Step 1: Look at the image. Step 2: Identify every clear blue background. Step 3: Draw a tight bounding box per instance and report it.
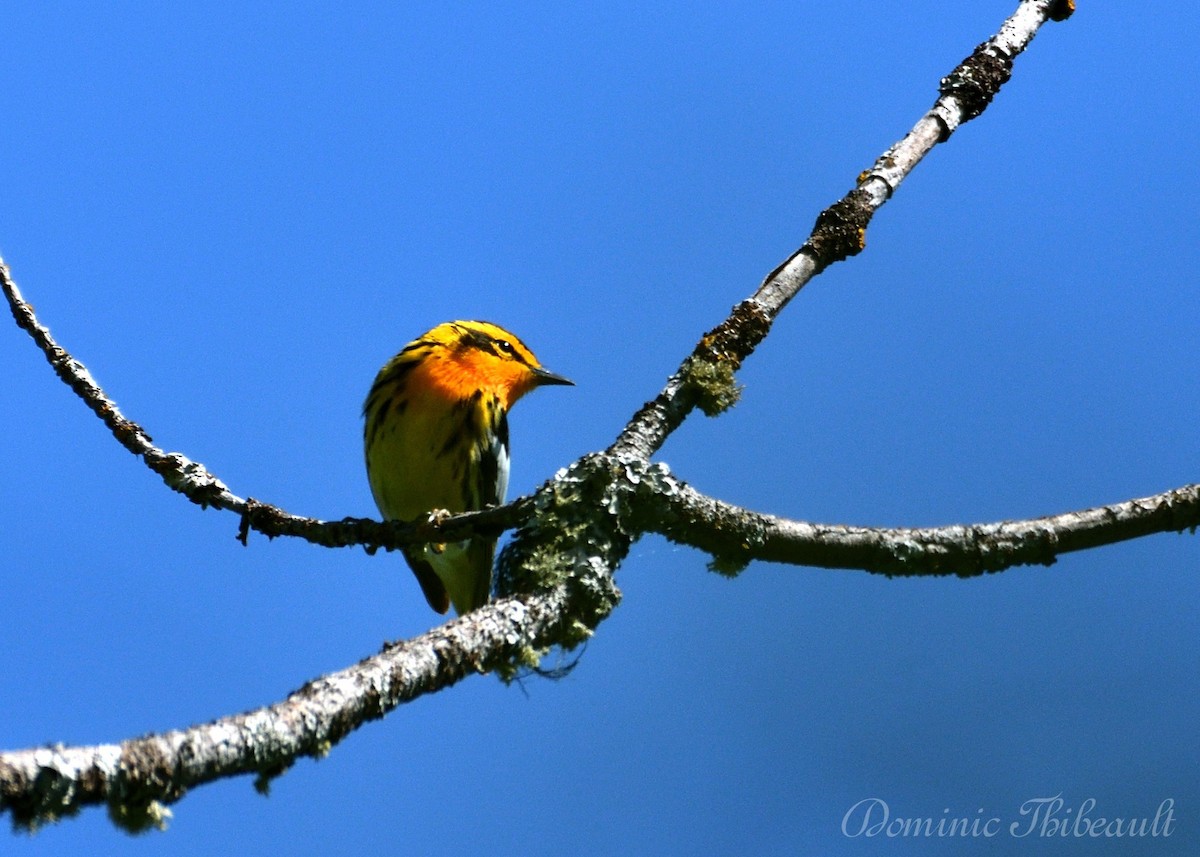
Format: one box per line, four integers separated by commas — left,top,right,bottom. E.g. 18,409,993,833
2,3,1197,855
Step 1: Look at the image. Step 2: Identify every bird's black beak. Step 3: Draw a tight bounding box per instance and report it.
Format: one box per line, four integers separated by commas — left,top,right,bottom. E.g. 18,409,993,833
532,366,574,387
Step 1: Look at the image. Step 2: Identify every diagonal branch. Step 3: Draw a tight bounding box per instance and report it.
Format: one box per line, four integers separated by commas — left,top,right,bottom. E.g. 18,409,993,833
0,455,633,833
0,591,570,832
610,0,1075,462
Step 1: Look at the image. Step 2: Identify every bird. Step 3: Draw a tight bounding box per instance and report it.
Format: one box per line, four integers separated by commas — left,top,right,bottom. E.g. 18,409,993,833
363,320,573,615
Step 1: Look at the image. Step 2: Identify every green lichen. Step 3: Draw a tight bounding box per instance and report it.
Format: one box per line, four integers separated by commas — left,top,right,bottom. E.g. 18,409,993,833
493,455,630,675
706,554,749,578
495,645,547,683
683,355,742,416
108,799,172,834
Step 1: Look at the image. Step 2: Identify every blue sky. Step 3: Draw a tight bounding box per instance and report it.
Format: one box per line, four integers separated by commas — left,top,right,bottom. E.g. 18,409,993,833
2,3,1198,855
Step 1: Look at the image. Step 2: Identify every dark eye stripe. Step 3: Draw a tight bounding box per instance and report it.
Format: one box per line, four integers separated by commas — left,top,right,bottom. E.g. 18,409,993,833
454,326,535,367
454,327,497,356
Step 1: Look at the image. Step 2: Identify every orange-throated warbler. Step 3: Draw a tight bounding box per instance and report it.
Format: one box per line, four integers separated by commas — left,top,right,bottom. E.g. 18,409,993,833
363,321,573,615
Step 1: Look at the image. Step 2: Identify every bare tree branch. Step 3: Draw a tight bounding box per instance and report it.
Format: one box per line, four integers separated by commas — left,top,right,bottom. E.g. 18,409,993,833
633,471,1200,576
15,0,1187,836
0,591,572,831
0,260,532,555
610,0,1072,462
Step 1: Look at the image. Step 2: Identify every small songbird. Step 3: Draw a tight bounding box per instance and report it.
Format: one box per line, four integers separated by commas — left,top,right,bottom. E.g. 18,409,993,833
363,321,573,615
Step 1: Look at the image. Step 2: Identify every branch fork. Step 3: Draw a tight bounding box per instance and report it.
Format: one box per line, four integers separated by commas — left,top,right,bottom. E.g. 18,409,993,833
11,1,1192,836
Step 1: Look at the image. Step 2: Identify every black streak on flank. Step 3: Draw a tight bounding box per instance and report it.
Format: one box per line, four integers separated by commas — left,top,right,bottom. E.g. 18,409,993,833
365,396,392,446
364,382,410,444
438,390,483,459
494,406,509,452
375,397,392,427
438,420,466,459
477,444,500,508
476,395,505,508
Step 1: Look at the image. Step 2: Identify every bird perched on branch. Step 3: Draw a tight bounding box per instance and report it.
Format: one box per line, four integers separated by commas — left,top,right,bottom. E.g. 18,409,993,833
363,321,573,615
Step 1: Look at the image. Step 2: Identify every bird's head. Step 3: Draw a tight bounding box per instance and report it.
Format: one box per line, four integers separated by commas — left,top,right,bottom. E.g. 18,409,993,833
415,320,573,407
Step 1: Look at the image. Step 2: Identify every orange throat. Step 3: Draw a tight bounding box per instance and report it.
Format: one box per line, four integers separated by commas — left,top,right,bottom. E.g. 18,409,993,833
412,349,533,408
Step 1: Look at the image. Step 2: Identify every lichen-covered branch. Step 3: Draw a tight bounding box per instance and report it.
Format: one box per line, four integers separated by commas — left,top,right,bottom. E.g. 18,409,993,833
633,472,1200,577
0,448,634,833
0,0,1106,835
610,0,1074,461
0,590,572,832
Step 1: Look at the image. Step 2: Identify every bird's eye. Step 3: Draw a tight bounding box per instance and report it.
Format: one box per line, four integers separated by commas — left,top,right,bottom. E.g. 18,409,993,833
496,340,514,355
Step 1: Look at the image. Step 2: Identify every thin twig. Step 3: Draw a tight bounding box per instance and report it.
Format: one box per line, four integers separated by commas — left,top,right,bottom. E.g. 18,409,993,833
0,259,532,553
